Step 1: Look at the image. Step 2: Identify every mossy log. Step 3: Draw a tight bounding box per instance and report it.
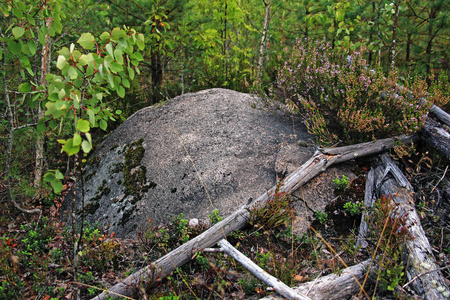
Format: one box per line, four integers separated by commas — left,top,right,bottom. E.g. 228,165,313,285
91,135,415,300
373,153,450,300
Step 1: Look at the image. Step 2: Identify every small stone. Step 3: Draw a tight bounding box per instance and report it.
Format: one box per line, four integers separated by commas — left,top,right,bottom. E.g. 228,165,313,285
189,218,199,228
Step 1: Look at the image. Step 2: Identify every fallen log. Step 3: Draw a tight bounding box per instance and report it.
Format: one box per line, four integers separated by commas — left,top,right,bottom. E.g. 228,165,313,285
92,135,415,300
261,259,371,300
421,118,450,160
356,168,376,249
430,105,450,127
218,239,311,300
373,153,450,300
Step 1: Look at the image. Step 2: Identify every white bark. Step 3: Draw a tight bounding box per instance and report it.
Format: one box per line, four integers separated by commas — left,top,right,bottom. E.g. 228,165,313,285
218,239,311,300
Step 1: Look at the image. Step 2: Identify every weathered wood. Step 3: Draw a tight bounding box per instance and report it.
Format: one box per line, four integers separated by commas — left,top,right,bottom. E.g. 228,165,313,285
421,118,450,160
261,259,371,300
92,135,415,300
430,105,450,127
356,168,376,249
374,153,450,300
218,239,311,300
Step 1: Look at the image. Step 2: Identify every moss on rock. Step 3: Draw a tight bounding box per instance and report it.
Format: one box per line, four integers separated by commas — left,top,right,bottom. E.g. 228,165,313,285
123,138,147,196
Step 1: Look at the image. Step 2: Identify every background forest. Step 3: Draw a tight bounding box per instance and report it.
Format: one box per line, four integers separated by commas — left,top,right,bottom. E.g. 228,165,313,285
0,0,449,299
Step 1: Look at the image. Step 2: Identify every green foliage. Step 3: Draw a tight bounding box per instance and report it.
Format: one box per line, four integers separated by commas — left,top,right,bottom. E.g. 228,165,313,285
249,181,295,230
343,201,364,216
314,211,329,225
43,26,144,192
266,40,447,145
366,195,413,293
209,209,223,224
333,175,350,191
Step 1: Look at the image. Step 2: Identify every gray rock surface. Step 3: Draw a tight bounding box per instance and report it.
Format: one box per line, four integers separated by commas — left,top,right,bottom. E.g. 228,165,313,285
61,88,319,237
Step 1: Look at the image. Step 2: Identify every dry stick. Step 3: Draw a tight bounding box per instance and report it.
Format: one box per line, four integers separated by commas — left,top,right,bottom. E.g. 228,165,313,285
356,168,376,249
92,134,415,300
374,153,450,300
261,259,372,300
218,239,311,300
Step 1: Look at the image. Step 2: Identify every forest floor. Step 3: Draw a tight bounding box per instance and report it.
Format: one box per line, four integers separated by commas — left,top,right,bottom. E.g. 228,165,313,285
1,138,449,300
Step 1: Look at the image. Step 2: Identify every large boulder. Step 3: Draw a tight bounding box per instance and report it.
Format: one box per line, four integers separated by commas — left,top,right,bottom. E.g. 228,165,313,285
61,88,317,237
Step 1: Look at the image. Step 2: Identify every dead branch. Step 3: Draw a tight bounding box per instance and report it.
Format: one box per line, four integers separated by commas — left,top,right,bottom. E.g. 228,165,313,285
218,239,311,300
91,135,415,300
374,153,450,300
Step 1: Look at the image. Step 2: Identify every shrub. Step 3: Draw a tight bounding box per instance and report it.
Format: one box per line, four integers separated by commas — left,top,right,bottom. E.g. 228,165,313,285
266,39,449,145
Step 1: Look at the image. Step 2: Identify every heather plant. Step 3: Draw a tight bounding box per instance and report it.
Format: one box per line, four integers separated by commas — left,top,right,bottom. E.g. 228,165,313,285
268,39,448,145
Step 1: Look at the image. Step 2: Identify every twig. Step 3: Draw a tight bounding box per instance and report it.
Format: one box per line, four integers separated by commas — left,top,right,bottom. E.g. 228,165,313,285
431,165,448,193
402,265,450,289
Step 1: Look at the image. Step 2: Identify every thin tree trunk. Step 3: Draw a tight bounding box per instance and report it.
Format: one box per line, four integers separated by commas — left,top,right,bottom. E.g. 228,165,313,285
377,0,383,66
390,0,400,70
91,135,415,300
34,17,52,188
257,0,270,81
1,41,41,215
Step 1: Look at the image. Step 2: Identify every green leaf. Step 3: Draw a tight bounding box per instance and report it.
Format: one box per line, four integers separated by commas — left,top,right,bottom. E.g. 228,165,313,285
85,132,92,146
55,169,64,180
73,133,82,146
18,82,31,93
87,109,96,126
117,85,125,98
56,55,66,69
51,180,63,194
105,43,114,58
7,40,21,55
122,77,130,88
128,67,135,80
114,49,123,64
37,118,46,133
77,32,96,49
44,172,55,182
81,140,92,153
110,62,123,73
100,31,110,42
131,52,143,61
99,119,107,131
27,40,37,55
77,119,90,133
78,54,89,66
111,28,127,41
62,139,80,156
12,6,23,18
12,27,25,39
107,73,115,88
68,66,78,79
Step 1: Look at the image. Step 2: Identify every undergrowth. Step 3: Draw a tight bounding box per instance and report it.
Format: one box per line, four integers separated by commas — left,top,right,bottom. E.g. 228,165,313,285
262,39,450,146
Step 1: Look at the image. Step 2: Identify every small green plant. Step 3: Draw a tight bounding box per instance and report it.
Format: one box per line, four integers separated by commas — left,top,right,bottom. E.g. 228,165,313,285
333,175,349,191
249,180,295,229
172,213,190,243
314,211,329,225
209,209,223,224
366,195,413,293
343,201,364,216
